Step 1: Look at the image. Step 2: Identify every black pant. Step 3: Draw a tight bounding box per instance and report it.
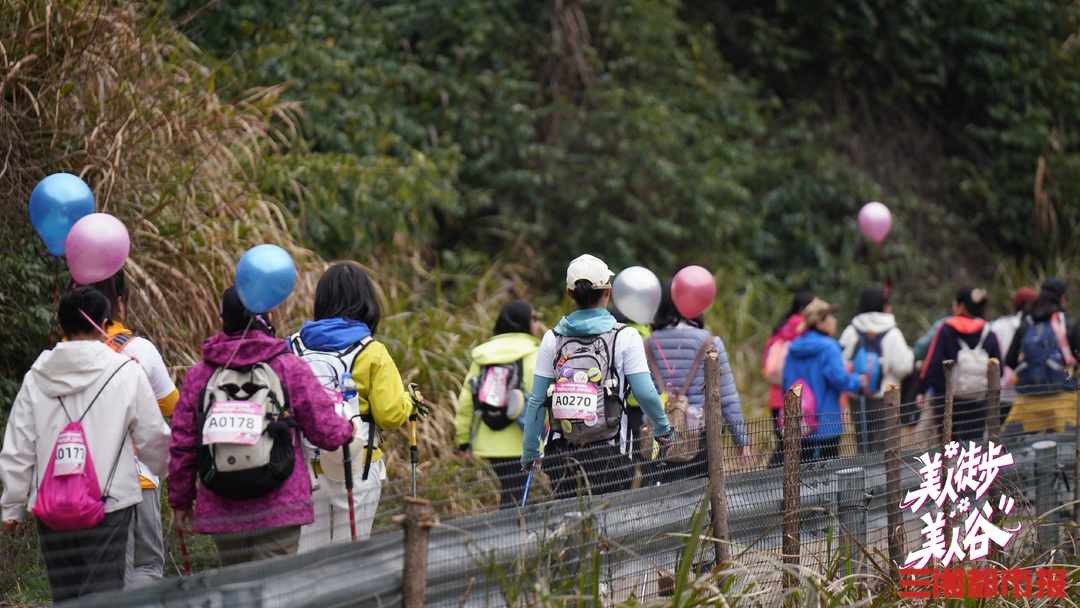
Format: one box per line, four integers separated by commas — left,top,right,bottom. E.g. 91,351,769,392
851,395,886,454
38,506,133,602
801,437,840,462
489,457,529,509
545,438,633,499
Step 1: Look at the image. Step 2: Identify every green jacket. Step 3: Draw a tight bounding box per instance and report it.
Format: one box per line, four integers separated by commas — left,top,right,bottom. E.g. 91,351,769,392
455,332,540,458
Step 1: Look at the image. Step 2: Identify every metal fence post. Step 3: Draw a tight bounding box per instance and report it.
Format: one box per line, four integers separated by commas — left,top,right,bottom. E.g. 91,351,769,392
834,467,867,572
1033,440,1058,551
396,497,436,608
882,384,905,570
703,351,730,568
781,385,802,593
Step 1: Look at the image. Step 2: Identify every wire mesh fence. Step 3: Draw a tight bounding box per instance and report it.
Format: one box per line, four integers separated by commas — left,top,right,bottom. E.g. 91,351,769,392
3,374,1079,606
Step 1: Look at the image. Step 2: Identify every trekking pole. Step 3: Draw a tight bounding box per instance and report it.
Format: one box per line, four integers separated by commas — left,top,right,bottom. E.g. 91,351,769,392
342,436,358,541
521,468,534,508
177,528,191,575
409,413,419,498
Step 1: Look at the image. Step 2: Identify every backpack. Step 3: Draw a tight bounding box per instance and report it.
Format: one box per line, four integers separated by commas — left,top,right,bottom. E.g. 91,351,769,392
1015,312,1077,394
547,326,628,445
31,361,131,531
643,336,713,463
469,359,526,432
779,377,818,436
196,358,296,499
763,337,790,386
952,325,991,400
851,328,892,394
288,334,377,481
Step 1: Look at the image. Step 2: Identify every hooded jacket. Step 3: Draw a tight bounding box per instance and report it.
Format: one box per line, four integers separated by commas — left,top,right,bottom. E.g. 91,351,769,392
168,331,353,534
782,330,864,441
647,325,747,446
838,312,915,398
763,314,806,410
455,332,541,458
1,341,171,523
917,316,1002,397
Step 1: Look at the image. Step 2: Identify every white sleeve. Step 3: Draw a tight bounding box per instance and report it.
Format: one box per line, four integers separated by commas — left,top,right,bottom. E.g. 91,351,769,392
533,331,557,379
0,381,35,522
838,326,856,361
126,338,176,400
617,328,649,377
129,370,171,478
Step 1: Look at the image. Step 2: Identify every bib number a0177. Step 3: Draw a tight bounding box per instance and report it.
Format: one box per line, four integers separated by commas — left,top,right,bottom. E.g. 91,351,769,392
53,430,88,476
203,401,263,446
551,382,598,421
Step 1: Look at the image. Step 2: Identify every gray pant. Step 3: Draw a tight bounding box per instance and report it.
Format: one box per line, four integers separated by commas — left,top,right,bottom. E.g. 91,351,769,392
125,486,165,586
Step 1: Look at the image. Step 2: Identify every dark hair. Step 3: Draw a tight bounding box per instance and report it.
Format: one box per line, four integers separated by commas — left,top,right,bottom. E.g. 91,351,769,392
59,286,110,337
955,287,988,318
1028,291,1066,320
569,279,606,309
858,285,888,314
89,268,128,325
774,290,815,331
313,262,382,333
652,280,683,330
494,300,533,335
220,286,274,335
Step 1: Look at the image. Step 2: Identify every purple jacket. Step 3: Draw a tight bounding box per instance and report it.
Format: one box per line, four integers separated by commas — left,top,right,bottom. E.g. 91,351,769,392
168,331,352,534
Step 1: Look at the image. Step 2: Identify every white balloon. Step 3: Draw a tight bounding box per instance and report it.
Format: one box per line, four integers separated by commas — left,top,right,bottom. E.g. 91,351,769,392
612,266,662,325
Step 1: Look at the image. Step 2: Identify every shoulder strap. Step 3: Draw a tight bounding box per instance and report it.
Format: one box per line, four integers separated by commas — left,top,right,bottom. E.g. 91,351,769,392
644,340,666,392
975,324,990,349
1051,312,1077,366
77,360,133,423
677,337,714,399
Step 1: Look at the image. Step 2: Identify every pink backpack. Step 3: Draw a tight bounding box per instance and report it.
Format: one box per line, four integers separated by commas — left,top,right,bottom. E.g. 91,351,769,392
31,362,130,531
778,377,818,436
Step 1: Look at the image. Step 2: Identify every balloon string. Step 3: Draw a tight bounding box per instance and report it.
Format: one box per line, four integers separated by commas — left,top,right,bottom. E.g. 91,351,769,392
50,256,59,348
879,244,889,292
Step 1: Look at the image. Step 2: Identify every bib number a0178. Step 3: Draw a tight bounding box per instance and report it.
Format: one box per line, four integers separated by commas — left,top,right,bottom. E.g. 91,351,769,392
203,401,263,446
53,430,88,477
551,382,598,421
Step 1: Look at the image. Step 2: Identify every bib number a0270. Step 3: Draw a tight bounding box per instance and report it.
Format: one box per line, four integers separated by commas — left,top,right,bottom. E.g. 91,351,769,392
203,401,263,446
551,382,598,421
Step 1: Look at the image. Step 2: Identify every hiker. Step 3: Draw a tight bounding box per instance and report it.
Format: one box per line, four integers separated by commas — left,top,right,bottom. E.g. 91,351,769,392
455,300,541,509
1,286,171,601
1004,278,1080,433
91,269,178,586
782,297,868,461
990,286,1038,420
520,254,674,498
762,291,814,467
838,286,914,453
289,262,416,547
610,303,660,484
916,287,1002,443
168,286,354,565
646,281,748,482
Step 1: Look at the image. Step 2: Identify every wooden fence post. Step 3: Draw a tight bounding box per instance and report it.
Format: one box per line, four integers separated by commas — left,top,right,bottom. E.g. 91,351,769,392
396,497,436,608
781,385,802,593
883,384,905,572
942,359,955,446
703,351,730,569
1074,384,1080,556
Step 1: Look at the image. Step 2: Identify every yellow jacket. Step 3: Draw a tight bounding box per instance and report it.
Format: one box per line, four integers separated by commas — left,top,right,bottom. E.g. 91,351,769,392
351,340,412,462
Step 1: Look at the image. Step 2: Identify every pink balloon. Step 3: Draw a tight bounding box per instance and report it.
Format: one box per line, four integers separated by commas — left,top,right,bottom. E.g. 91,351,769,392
65,213,131,285
671,265,716,319
858,201,892,244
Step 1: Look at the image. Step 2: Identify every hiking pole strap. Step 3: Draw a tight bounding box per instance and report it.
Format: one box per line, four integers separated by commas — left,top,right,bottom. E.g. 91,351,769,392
361,415,376,482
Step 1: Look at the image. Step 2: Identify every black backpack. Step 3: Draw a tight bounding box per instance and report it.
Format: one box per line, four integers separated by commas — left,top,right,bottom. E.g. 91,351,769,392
196,358,296,499
469,359,525,431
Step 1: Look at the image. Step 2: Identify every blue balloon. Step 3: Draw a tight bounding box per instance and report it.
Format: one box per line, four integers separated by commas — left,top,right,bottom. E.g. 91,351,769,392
29,173,95,256
235,244,297,313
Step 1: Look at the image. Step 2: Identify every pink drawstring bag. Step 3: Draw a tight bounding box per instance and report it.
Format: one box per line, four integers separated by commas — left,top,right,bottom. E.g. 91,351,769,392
31,361,130,531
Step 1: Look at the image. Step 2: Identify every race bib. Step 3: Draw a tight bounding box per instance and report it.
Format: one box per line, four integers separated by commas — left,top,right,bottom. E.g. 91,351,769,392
551,382,598,421
202,401,263,446
53,430,87,477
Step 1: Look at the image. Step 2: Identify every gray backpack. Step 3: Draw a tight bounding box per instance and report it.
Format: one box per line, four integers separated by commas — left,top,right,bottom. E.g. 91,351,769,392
547,326,627,445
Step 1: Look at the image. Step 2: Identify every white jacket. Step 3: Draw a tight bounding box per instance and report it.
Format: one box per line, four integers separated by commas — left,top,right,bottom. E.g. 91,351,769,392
839,312,916,398
0,341,171,522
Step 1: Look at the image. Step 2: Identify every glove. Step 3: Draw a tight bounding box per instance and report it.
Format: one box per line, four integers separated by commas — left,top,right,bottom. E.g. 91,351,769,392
407,383,432,418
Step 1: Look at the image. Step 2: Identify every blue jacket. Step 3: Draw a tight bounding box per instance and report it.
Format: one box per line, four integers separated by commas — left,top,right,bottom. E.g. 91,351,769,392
782,329,863,441
647,326,747,446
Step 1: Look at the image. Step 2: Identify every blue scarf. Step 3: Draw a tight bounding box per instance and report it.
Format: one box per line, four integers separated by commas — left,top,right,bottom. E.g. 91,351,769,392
299,318,371,350
553,308,616,336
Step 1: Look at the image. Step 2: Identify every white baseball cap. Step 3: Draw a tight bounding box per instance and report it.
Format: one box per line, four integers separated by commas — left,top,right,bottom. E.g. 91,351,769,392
565,254,614,290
